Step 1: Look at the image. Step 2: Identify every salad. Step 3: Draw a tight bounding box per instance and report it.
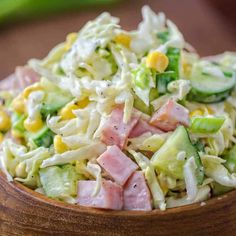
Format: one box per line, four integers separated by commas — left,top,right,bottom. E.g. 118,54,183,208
1,6,236,211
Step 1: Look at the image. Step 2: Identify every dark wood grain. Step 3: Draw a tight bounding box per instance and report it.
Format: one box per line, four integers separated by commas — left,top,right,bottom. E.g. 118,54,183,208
0,171,236,236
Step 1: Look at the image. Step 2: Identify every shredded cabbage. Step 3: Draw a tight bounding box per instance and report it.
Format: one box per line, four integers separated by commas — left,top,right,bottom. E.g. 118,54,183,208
1,5,236,211
183,156,198,201
166,185,210,208
201,154,236,187
41,143,106,168
86,162,102,197
1,140,50,187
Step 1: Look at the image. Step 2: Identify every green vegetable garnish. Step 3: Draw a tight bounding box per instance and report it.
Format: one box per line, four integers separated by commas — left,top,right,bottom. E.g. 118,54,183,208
190,116,225,134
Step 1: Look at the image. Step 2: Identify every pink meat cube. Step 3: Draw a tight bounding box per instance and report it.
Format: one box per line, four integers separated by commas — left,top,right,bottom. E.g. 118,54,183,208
150,99,189,132
0,66,40,92
97,145,138,186
123,171,152,211
101,106,140,149
129,119,163,138
77,180,123,210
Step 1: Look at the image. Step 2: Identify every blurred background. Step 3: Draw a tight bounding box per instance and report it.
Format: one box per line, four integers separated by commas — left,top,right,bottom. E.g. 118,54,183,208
0,0,235,79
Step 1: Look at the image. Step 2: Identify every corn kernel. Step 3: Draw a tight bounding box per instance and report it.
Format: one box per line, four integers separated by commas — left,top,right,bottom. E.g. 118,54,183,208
54,135,69,153
65,32,78,51
11,95,25,114
23,83,42,99
114,33,131,48
0,132,4,144
0,110,11,131
206,106,214,115
11,129,24,139
15,162,27,178
190,109,204,117
59,99,89,120
146,51,169,72
76,98,89,109
182,62,191,76
59,103,78,120
24,117,43,133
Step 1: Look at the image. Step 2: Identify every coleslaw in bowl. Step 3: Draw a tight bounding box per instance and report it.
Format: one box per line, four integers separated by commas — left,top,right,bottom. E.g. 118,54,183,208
1,6,236,211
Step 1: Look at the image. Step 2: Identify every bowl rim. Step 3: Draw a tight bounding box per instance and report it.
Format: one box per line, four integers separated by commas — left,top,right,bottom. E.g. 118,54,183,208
1,171,233,217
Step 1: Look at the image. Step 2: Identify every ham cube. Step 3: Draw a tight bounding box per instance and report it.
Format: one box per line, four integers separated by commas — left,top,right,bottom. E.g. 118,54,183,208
16,66,40,89
150,99,189,132
0,66,40,93
97,145,138,186
77,180,123,210
123,171,152,211
129,119,163,138
101,106,140,149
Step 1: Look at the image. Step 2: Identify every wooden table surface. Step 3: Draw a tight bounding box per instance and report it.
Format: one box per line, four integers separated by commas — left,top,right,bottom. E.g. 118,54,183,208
0,0,236,80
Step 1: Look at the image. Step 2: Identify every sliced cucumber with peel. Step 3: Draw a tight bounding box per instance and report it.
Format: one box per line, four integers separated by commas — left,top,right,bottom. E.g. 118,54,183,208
151,126,204,184
40,77,72,118
224,145,236,173
26,126,54,148
188,60,236,103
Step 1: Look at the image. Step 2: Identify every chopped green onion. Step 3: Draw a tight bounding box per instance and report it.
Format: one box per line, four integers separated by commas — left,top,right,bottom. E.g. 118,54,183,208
132,65,152,89
166,47,181,77
223,71,233,78
156,71,175,94
157,31,170,43
190,116,225,134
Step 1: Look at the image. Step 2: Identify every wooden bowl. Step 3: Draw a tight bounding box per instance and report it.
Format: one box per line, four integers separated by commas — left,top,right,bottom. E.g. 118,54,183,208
1,1,236,234
0,171,236,236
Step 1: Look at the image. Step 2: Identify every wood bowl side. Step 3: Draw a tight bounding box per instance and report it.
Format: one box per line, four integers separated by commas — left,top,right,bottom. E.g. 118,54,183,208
0,171,236,236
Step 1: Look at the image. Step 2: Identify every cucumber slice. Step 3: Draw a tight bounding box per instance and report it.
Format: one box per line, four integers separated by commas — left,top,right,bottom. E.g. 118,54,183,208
188,60,235,103
212,182,233,196
156,71,175,94
151,126,204,183
12,112,26,133
40,77,73,118
41,92,72,118
187,88,231,103
189,116,225,134
26,126,54,148
224,145,236,173
192,139,205,152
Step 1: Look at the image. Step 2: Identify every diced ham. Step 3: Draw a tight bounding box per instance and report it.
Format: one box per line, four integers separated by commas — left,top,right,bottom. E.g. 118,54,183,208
150,99,189,132
0,66,40,92
100,106,140,149
123,171,152,211
129,119,163,138
97,145,138,186
0,74,17,91
76,180,123,210
16,66,40,89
